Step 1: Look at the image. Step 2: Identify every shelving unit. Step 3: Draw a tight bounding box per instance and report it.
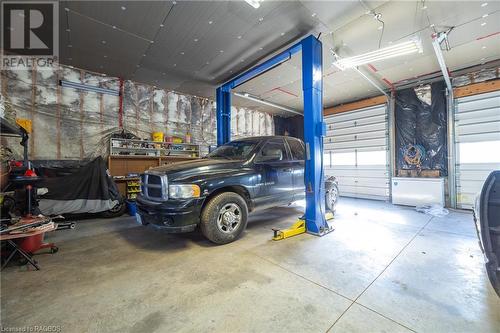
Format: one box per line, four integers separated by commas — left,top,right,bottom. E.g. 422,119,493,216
125,178,141,200
108,138,201,197
110,138,200,158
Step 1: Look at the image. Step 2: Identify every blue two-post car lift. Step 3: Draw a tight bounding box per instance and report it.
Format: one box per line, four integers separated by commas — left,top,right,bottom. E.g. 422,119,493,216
215,35,333,237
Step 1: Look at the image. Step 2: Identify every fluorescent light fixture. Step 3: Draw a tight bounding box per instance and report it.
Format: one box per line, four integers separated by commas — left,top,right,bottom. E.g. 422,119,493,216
333,38,423,70
245,0,261,9
234,92,302,116
60,80,120,96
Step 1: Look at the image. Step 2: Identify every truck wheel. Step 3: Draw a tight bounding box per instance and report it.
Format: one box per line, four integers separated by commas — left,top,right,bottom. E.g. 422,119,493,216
325,182,339,213
200,192,248,244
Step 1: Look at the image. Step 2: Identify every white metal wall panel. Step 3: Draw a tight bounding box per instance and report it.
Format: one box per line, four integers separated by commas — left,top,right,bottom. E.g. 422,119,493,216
455,90,500,209
324,104,390,200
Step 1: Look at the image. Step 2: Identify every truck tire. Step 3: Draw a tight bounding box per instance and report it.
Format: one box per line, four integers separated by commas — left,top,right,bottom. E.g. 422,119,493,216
200,192,248,244
325,180,339,214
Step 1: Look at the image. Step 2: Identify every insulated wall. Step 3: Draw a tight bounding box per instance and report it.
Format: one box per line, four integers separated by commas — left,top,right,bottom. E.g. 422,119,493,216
324,104,390,200
454,90,500,209
0,64,273,160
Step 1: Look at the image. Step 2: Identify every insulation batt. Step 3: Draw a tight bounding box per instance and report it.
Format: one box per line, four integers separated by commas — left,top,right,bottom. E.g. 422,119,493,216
0,64,274,160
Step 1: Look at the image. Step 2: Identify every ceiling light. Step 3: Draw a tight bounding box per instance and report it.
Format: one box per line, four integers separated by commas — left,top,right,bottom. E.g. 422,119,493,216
482,14,489,18
280,32,285,36
208,20,213,25
481,2,488,7
121,6,126,10
101,40,106,44
172,1,177,5
332,38,423,70
150,41,154,43
180,51,185,55
482,46,486,49
112,25,117,29
258,17,264,22
245,0,261,9
219,50,224,53
481,22,487,26
234,92,302,116
160,24,164,27
194,38,198,42
237,35,242,39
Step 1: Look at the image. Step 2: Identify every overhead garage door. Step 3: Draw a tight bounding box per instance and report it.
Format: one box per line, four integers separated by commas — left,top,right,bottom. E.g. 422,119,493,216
455,90,500,209
324,104,390,200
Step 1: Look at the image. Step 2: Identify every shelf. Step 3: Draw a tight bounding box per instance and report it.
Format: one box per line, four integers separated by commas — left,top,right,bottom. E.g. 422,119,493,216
112,147,159,150
113,177,140,181
110,155,198,159
111,138,198,146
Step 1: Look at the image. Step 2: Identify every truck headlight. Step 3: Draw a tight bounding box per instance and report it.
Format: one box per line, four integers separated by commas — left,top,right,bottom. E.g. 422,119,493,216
168,184,201,199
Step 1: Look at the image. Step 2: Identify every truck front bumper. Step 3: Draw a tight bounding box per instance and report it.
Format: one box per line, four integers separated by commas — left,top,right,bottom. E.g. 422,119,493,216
135,195,205,233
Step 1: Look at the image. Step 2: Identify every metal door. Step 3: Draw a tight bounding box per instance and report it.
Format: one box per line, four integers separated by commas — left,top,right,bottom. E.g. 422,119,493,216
455,90,500,209
324,104,390,200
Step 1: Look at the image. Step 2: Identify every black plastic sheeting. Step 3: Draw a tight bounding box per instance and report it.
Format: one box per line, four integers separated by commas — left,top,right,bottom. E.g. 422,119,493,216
274,115,304,141
395,81,448,175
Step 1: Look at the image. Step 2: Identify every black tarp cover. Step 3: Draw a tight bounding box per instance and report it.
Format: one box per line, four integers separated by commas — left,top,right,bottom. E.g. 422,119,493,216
395,81,448,175
35,157,121,215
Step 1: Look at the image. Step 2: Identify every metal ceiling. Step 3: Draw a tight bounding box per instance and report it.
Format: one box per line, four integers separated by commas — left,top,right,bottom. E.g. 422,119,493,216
60,1,500,116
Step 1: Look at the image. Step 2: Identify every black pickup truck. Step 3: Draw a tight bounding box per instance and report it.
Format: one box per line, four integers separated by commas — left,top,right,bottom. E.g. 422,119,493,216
136,136,338,244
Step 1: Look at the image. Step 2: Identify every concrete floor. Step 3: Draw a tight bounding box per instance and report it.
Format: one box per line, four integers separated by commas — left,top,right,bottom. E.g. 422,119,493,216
1,198,499,332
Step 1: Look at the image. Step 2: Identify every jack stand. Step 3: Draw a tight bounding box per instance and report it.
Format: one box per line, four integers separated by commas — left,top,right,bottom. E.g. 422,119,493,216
272,211,334,241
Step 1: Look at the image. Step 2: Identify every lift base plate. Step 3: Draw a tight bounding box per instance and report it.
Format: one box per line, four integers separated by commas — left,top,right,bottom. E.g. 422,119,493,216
272,212,334,241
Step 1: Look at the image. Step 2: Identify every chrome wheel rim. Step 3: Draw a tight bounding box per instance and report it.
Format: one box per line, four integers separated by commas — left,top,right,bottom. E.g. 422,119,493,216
217,203,242,234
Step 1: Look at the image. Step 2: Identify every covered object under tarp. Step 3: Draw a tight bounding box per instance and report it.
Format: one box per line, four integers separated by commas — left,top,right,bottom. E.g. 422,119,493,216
34,157,121,215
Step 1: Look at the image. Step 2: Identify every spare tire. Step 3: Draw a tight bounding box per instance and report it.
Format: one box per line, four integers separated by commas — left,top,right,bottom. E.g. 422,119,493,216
325,176,339,213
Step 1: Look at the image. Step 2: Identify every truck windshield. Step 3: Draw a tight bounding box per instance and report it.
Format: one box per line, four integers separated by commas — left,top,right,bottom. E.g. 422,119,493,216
208,140,258,160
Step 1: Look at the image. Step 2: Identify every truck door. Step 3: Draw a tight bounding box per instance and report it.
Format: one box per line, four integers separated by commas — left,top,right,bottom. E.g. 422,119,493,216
286,137,306,201
253,138,294,208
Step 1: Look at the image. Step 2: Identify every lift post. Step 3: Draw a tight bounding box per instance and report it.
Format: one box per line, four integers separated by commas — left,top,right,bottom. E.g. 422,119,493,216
215,35,332,236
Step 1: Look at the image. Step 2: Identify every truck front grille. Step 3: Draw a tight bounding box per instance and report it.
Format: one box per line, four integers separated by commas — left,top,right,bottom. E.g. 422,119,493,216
140,173,168,201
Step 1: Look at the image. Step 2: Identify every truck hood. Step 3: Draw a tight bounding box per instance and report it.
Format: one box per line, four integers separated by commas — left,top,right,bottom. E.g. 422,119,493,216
147,158,246,182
